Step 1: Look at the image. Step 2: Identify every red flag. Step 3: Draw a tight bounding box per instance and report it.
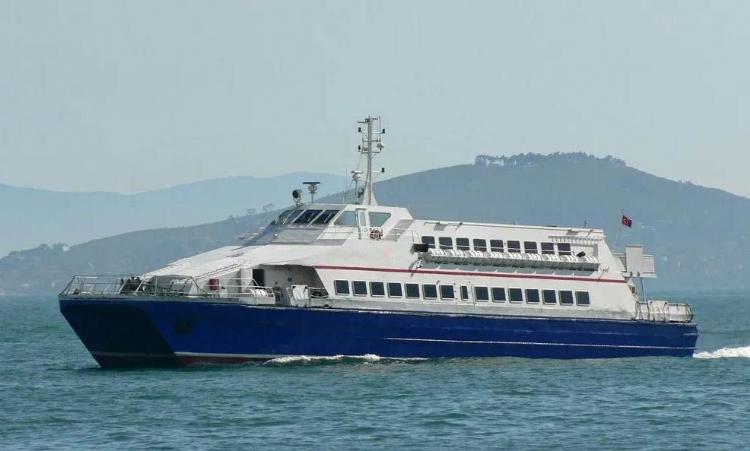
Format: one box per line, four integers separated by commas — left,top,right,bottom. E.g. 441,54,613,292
621,214,633,228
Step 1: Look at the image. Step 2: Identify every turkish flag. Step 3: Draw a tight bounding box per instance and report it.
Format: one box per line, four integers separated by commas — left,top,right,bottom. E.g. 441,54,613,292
621,214,633,227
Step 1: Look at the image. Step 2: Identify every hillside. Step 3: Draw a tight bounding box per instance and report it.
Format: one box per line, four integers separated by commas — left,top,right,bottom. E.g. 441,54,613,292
2,153,748,294
0,172,345,258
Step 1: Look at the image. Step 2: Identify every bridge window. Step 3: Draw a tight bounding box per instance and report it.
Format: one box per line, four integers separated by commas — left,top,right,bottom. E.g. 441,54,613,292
439,237,453,250
557,243,572,256
543,289,557,304
541,242,555,255
280,209,303,225
525,289,540,303
440,285,455,300
272,208,295,225
369,212,391,227
421,236,436,249
460,286,470,301
294,209,323,224
576,291,591,306
370,282,385,297
473,239,487,252
334,211,357,226
559,290,574,305
334,280,349,295
490,240,504,252
492,287,507,303
352,281,368,296
475,286,489,301
314,209,340,225
456,238,470,251
507,241,521,253
422,284,438,299
405,283,420,299
387,282,402,298
509,288,523,303
524,242,538,254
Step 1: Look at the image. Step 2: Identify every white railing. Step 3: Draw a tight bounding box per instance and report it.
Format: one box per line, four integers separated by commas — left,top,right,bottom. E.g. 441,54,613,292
636,300,694,323
60,275,280,301
422,248,600,270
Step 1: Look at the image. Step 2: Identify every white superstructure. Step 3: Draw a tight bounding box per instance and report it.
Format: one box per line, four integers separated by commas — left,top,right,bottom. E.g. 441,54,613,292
87,116,689,324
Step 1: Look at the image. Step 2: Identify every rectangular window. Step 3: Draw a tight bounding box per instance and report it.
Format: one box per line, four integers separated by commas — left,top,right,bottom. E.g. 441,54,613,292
405,283,420,299
440,285,455,300
523,241,538,254
473,239,487,252
543,289,557,305
576,291,591,306
439,237,453,250
475,286,489,301
490,240,504,252
387,282,403,298
507,241,521,253
456,238,470,251
460,286,470,301
491,287,507,303
333,210,357,226
352,281,368,296
422,284,438,299
293,209,323,224
313,209,340,225
369,212,391,227
557,243,572,256
370,282,385,297
559,290,574,305
421,236,436,249
541,242,555,255
525,289,540,303
509,288,523,303
334,280,349,295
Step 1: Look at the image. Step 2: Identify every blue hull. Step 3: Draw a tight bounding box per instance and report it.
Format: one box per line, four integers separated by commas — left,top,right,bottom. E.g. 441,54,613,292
59,298,698,367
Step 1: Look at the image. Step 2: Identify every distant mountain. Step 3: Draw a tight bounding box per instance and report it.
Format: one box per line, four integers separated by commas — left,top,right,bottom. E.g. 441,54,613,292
2,153,749,294
0,172,346,258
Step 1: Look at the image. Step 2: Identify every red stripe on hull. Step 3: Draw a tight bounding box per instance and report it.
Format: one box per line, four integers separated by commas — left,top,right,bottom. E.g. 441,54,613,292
313,265,626,284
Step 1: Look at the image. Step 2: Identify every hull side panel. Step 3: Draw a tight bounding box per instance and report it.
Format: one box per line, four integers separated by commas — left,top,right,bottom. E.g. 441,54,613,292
60,299,698,367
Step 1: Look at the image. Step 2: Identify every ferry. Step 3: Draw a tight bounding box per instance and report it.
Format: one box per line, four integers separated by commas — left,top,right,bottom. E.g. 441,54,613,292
59,117,697,367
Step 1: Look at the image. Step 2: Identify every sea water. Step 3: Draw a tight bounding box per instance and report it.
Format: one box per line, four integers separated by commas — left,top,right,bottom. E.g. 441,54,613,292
0,293,748,450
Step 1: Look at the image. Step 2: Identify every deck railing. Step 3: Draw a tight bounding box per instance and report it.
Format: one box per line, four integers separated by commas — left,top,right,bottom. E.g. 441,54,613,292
636,300,693,323
60,275,282,301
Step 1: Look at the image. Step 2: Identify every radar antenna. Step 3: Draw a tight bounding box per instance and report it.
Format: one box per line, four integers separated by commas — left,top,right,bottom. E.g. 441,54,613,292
303,181,320,204
356,116,385,205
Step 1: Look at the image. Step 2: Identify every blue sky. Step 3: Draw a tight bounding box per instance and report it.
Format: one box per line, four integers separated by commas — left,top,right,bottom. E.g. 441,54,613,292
1,0,749,196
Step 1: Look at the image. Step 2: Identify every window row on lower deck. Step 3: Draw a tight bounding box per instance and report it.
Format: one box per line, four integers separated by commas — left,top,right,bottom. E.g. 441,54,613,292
333,280,591,306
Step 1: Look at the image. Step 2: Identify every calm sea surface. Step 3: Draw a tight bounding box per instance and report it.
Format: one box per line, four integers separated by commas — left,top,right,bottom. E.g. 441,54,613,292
1,293,748,450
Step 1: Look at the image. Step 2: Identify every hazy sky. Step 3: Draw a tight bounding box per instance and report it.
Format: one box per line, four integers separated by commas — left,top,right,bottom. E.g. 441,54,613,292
1,1,749,196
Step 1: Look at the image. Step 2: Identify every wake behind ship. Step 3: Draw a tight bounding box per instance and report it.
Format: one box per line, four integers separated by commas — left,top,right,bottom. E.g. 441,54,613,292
59,117,697,367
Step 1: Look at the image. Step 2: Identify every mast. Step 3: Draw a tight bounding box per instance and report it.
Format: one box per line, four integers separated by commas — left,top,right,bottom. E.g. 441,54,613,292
357,116,384,205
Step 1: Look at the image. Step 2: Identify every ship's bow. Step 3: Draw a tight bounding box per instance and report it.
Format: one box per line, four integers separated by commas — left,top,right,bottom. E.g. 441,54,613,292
59,297,181,368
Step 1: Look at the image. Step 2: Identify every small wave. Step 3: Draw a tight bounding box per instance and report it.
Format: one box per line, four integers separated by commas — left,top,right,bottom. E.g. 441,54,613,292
693,345,750,359
264,354,426,365
264,354,380,365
